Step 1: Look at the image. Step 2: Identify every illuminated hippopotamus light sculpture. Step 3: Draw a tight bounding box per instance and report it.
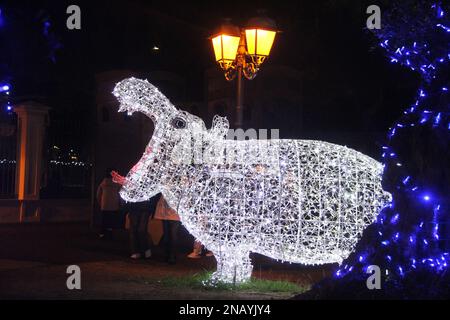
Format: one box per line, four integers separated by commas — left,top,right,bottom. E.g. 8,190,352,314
113,77,391,283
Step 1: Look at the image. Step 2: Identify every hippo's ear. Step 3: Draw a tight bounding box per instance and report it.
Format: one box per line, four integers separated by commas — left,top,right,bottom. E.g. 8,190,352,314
209,115,229,140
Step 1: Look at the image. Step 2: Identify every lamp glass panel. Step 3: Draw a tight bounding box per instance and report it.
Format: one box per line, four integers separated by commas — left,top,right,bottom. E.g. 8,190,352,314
222,35,240,61
245,29,276,56
212,34,240,62
212,36,223,61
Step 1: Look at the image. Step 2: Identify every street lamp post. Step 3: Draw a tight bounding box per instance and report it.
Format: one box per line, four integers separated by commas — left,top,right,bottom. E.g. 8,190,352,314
235,31,246,127
210,15,277,127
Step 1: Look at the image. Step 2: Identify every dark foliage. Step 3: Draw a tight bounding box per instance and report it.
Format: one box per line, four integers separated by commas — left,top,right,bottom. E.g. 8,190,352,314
296,0,450,299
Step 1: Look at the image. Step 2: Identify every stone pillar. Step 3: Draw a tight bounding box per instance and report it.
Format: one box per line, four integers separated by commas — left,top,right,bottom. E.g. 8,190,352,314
14,101,50,222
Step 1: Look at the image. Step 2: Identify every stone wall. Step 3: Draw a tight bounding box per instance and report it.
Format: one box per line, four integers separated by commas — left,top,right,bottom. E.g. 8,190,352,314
0,199,91,224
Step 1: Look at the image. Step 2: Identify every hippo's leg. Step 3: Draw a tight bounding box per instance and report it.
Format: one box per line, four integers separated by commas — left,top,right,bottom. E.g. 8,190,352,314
210,248,253,284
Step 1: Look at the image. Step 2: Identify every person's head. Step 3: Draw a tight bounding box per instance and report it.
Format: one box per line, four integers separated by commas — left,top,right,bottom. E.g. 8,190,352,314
105,167,115,179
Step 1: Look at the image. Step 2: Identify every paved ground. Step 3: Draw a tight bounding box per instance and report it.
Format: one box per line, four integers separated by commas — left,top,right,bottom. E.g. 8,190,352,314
0,223,333,299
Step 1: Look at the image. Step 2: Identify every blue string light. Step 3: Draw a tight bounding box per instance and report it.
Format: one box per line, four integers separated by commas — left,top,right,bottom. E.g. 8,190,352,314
0,84,10,92
0,83,13,113
0,7,4,28
334,1,449,282
0,7,12,113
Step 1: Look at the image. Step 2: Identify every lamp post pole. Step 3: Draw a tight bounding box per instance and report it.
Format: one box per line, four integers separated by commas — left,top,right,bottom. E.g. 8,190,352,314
235,31,246,128
236,66,243,128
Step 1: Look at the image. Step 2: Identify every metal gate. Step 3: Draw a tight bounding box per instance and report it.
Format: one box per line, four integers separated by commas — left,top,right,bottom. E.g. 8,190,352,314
0,114,17,198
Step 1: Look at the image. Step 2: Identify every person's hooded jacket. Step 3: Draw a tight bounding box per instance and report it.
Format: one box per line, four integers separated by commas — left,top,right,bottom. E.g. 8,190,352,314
97,177,121,211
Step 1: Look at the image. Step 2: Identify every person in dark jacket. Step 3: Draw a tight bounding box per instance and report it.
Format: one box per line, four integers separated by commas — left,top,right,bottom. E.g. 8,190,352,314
111,170,160,259
154,195,180,264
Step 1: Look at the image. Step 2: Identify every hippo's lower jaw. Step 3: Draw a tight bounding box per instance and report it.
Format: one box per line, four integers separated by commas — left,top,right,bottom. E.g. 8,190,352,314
119,187,150,203
119,189,135,203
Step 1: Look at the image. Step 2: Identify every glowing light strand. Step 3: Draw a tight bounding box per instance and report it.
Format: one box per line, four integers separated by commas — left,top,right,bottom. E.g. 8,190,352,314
113,77,391,283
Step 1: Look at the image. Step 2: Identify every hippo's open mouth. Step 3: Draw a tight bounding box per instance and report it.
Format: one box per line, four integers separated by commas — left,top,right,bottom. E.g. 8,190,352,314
116,100,136,116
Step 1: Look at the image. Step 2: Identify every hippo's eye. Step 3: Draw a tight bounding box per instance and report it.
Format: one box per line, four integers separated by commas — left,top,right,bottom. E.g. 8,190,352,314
171,117,186,129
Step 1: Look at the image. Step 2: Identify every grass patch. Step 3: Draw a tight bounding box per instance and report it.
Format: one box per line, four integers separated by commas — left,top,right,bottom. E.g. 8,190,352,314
154,271,307,294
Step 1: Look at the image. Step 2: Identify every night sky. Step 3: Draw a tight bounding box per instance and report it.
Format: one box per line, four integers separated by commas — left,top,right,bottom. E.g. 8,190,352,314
0,0,421,159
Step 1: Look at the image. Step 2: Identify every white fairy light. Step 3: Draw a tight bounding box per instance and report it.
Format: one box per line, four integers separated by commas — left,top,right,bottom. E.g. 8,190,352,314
113,77,392,284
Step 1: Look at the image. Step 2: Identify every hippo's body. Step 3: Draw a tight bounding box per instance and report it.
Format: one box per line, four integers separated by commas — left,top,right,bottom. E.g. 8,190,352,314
113,77,391,283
